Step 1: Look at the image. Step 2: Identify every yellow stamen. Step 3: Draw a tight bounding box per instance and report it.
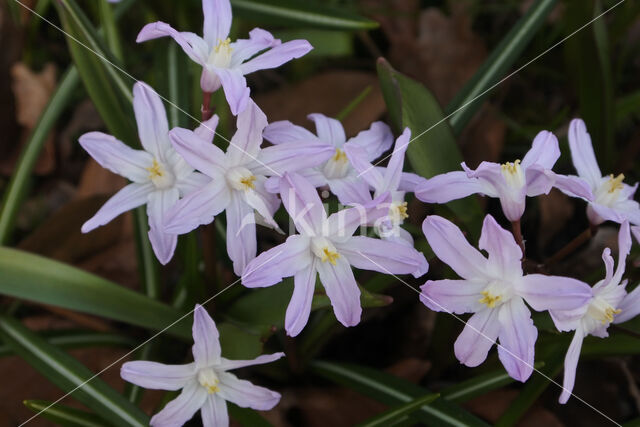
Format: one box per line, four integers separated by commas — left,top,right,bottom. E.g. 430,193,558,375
240,175,256,190
602,307,622,324
607,174,624,194
479,291,501,308
321,247,340,265
215,38,232,54
146,159,163,179
395,202,409,220
501,159,521,175
332,148,347,162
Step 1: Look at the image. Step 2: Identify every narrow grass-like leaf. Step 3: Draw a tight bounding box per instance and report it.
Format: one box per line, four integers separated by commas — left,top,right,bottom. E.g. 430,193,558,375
0,247,190,339
24,400,104,427
0,316,148,426
311,360,489,426
445,0,557,134
356,393,440,427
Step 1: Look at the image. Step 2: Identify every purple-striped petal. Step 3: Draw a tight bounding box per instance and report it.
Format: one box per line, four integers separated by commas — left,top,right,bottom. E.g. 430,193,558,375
218,371,281,410
147,189,180,265
568,118,602,188
415,171,488,204
559,330,584,404
524,164,555,196
263,120,318,145
169,127,227,177
286,260,317,336
517,274,591,312
218,352,285,371
82,183,153,233
345,144,384,190
316,256,361,327
279,172,326,235
175,171,212,196
327,176,372,206
133,82,171,160
150,380,207,427
192,304,221,367
120,361,195,391
497,298,536,382
201,395,228,427
554,174,594,201
227,192,257,276
240,39,313,75
454,308,500,367
202,0,231,46
137,22,207,64
228,99,267,164
231,28,279,67
164,178,230,234
216,68,251,116
242,235,311,288
193,113,220,144
79,132,153,183
251,142,334,176
326,192,391,239
613,285,640,324
419,279,485,314
346,121,394,161
521,130,560,169
478,214,522,276
379,128,410,193
307,114,346,147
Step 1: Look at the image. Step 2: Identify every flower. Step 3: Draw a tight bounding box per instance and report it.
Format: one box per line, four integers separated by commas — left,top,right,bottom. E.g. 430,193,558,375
551,221,640,403
80,82,211,265
163,100,335,276
416,131,593,222
344,127,420,246
242,172,428,336
121,304,284,426
137,0,312,115
263,114,395,205
565,118,640,225
420,214,591,382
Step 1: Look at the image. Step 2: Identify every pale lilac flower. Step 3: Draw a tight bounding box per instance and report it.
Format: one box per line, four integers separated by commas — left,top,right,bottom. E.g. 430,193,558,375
80,82,211,265
263,114,395,205
164,100,334,276
566,118,640,225
344,127,418,246
420,214,591,382
242,173,428,336
551,221,640,403
121,304,284,426
416,131,593,222
137,0,312,115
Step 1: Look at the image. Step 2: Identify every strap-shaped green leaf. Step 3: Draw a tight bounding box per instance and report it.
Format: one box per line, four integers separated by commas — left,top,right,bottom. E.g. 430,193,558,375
356,393,440,427
24,400,105,427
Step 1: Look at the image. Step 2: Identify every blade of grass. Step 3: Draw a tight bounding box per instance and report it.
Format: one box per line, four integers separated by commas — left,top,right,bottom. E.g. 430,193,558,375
356,393,441,427
24,400,105,427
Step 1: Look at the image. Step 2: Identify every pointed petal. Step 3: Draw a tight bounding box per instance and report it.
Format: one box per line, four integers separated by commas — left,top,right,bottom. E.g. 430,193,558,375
615,221,632,285
170,127,227,177
454,308,500,367
326,192,391,239
337,236,428,278
82,183,153,233
554,174,594,201
497,298,537,382
415,171,488,204
217,352,285,371
175,172,212,196
286,259,317,336
149,380,207,427
316,256,361,327
559,330,584,404
240,39,313,75
203,0,232,46
137,22,207,64
422,215,488,280
280,172,326,235
242,235,311,288
120,361,195,390
201,395,229,427
227,192,257,276
133,82,171,159
478,214,522,276
344,144,384,190
521,130,560,169
524,164,555,197
327,176,372,206
216,68,251,116
228,99,267,164
397,171,424,193
231,28,279,67
251,142,334,176
613,285,640,324
346,121,394,160
307,114,346,147
218,371,281,410
465,162,524,221
263,120,318,145
194,114,220,144
517,274,591,311
79,132,153,183
243,188,280,230
419,279,485,314
147,189,180,264
568,118,602,188
191,304,221,368
164,179,230,234
379,128,410,193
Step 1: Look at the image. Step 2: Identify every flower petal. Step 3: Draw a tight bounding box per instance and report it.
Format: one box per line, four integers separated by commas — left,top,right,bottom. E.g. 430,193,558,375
231,28,279,67
133,82,171,160
202,0,232,46
478,214,522,276
422,215,488,280
497,298,537,382
147,189,180,265
327,176,372,206
217,352,285,371
554,174,594,201
201,395,229,427
517,274,591,312
419,279,486,314
120,361,195,390
286,259,318,336
240,39,313,75
150,380,207,427
79,132,153,183
170,127,227,177
337,236,428,278
316,256,361,327
228,99,267,164
226,192,257,276
520,130,560,169
193,113,220,144
345,121,394,161
326,192,391,240
164,178,230,235
568,118,602,188
215,68,251,116
344,144,384,190
379,128,410,194
192,304,221,367
243,188,280,231
175,171,212,196
307,114,346,147
524,164,555,197
613,284,640,324
415,171,488,204
454,308,500,367
279,172,326,235
218,371,281,410
559,330,584,404
137,22,208,64
263,120,318,145
251,142,334,176
82,183,153,233
242,235,312,288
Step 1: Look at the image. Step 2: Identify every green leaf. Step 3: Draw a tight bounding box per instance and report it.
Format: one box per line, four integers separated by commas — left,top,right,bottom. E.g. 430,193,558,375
377,58,483,237
228,403,274,427
0,315,148,426
24,400,104,427
218,322,272,360
356,393,440,427
231,0,378,30
0,247,190,339
311,360,489,426
445,0,557,134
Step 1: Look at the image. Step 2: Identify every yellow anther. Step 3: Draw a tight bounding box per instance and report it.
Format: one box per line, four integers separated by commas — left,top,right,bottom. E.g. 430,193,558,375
501,159,521,175
479,291,501,308
240,175,256,190
215,38,232,54
321,247,340,265
607,174,625,194
332,148,347,163
146,159,164,179
205,381,220,394
602,307,622,324
396,202,409,220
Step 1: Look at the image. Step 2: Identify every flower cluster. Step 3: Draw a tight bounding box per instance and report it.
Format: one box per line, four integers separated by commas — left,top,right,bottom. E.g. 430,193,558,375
76,0,640,424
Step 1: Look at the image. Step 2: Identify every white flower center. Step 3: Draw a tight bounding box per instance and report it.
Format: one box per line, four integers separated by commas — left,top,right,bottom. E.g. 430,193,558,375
226,166,256,192
586,296,621,325
146,159,175,189
311,237,340,265
388,201,409,224
500,159,525,189
478,280,513,308
208,38,233,68
594,174,625,207
197,368,220,394
322,148,350,179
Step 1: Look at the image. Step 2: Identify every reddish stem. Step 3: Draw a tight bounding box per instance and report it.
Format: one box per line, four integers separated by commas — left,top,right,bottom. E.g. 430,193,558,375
201,91,215,121
545,225,597,266
511,220,525,257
